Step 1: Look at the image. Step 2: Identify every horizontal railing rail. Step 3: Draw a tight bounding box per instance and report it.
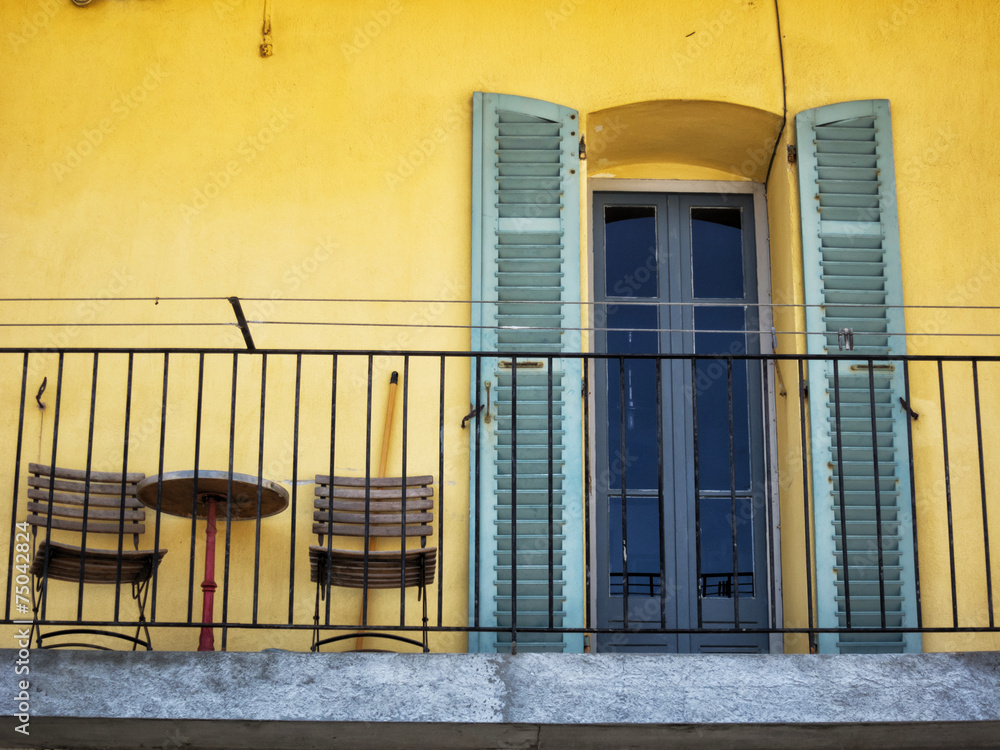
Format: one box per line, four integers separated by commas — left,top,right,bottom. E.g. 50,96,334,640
1,347,997,652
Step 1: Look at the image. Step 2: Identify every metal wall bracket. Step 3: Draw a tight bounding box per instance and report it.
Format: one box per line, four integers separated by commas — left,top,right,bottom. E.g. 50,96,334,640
838,327,854,351
228,296,257,351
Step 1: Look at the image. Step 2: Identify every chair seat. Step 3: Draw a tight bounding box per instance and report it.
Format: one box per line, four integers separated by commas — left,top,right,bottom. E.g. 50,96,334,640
30,540,167,585
309,545,437,589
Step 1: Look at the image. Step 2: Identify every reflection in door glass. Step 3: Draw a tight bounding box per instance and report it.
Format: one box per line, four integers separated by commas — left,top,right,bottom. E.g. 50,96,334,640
694,306,751,491
606,305,658,490
692,208,744,299
609,496,662,596
699,495,754,598
604,206,658,298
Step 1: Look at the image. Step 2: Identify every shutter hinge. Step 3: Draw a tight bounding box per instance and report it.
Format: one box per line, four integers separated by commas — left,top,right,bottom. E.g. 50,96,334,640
787,144,797,164
579,135,587,161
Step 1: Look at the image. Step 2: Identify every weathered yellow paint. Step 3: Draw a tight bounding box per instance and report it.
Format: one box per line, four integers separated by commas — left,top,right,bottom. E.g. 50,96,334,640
2,0,998,653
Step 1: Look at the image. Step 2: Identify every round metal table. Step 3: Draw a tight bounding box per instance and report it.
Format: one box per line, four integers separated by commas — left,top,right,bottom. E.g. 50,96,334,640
136,470,289,651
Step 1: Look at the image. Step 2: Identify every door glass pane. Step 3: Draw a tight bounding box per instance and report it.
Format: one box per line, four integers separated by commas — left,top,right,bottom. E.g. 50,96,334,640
694,305,751,491
606,304,658,489
692,208,744,299
604,205,658,298
609,495,661,596
699,495,754,598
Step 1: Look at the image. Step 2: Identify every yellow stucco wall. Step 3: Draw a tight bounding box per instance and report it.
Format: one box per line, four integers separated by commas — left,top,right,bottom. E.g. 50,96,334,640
1,0,998,652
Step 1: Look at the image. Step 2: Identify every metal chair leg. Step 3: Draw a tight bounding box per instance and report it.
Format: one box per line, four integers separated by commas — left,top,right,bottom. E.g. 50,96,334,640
131,579,155,651
29,577,43,649
420,556,429,653
311,578,322,652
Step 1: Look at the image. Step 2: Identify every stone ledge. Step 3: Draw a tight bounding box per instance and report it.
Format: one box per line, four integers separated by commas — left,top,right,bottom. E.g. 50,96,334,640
1,650,998,749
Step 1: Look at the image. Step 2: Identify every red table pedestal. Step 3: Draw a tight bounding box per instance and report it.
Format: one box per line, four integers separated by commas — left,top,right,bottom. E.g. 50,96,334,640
198,496,219,652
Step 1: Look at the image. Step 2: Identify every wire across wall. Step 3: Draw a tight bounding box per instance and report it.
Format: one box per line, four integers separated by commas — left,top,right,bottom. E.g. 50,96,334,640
0,296,998,341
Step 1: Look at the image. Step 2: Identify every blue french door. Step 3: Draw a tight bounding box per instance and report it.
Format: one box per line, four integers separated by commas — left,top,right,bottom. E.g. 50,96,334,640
594,192,770,653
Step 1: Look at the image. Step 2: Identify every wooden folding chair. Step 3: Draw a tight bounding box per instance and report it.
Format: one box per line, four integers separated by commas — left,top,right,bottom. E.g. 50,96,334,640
309,474,436,652
26,463,167,650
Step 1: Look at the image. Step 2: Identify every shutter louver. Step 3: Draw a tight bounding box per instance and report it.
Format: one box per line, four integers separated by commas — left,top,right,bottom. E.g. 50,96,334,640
470,93,584,654
797,100,921,654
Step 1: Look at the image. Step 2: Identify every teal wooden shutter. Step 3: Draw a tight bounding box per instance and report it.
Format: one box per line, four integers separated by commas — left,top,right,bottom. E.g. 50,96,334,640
797,100,920,654
469,92,584,653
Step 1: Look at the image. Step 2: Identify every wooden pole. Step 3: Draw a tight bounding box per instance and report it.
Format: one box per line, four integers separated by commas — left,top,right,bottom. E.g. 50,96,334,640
356,370,398,650
378,372,398,478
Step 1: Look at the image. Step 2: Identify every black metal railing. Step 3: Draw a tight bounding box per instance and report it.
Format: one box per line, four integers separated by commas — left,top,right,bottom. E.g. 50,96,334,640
1,347,998,652
700,572,755,599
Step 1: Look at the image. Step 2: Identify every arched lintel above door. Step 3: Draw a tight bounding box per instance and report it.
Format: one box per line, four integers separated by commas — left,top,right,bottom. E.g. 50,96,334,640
585,100,784,182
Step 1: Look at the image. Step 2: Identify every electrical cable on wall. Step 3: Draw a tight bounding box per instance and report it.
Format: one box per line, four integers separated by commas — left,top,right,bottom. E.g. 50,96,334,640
763,0,788,189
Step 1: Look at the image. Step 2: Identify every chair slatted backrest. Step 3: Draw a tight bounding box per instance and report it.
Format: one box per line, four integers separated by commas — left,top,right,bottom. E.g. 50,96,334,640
313,475,434,545
26,463,147,547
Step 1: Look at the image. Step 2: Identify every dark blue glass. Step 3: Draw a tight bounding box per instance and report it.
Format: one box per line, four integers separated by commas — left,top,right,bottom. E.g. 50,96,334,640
604,206,658,298
699,495,754,598
609,496,662,597
692,208,744,299
606,304,658,490
694,306,751,491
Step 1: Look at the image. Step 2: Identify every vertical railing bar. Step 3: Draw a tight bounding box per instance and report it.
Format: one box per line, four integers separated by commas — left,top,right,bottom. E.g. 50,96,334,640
437,355,446,627
582,359,592,633
938,360,958,629
222,353,239,651
399,356,410,627
288,353,302,625
510,355,518,650
618,355,629,629
5,353,29,621
473,355,482,628
150,352,169,622
39,354,65,623
362,355,374,627
902,359,922,628
324,354,338,625
972,360,995,627
113,352,135,622
656,358,666,629
76,353,99,621
761,357,778,631
547,356,555,631
691,358,702,629
833,363,852,630
188,354,206,623
798,359,815,646
867,359,887,629
727,357,739,628
252,353,267,624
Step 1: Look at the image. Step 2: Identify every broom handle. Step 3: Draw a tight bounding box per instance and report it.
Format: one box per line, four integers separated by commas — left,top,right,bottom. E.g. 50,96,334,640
357,371,398,650
378,372,398,478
